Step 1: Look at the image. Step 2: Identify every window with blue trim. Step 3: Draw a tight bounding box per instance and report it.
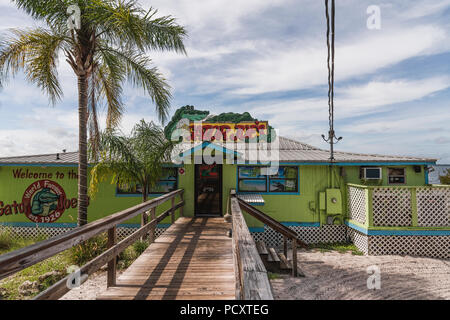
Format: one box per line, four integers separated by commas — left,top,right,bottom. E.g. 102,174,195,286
116,167,178,196
238,166,298,193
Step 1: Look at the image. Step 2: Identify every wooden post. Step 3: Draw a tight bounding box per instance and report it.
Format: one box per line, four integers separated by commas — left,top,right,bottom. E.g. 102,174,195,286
171,196,176,224
283,236,288,257
107,226,117,287
141,210,149,241
366,188,374,228
292,239,298,277
179,192,184,217
411,188,418,227
149,208,156,243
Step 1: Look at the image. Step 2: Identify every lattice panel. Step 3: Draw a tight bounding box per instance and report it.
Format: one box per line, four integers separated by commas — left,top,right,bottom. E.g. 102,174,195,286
0,226,168,241
368,235,449,259
0,226,74,239
255,225,347,247
347,228,368,255
116,227,168,240
416,187,450,227
372,188,412,227
348,186,367,224
250,232,265,244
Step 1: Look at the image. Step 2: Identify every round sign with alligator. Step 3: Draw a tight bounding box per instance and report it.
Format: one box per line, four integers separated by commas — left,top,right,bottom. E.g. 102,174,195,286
22,180,66,223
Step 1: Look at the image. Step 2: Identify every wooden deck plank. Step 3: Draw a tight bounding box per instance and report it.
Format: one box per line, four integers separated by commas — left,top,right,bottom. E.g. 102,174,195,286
97,217,235,300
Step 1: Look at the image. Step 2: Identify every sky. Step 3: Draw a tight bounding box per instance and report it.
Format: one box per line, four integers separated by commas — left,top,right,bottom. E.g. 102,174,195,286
0,0,449,163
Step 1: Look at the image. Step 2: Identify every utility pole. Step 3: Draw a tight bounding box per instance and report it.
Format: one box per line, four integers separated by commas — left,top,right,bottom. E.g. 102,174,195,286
322,0,342,163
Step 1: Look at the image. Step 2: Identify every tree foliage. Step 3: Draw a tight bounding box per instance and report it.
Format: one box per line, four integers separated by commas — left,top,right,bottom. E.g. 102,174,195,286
439,169,450,185
0,0,187,225
89,120,174,202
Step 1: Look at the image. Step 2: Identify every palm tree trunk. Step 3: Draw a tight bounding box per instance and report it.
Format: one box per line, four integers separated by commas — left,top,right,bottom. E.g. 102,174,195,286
77,73,89,226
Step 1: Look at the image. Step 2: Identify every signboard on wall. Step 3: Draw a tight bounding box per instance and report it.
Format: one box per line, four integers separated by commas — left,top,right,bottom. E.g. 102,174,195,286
0,168,87,223
188,121,268,142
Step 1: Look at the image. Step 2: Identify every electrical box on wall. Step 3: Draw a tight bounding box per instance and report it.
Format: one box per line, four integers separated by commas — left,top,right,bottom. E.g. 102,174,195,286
326,188,342,214
319,192,326,210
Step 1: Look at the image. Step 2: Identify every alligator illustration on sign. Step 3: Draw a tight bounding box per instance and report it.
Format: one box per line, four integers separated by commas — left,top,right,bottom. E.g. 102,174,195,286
31,188,60,216
164,105,276,142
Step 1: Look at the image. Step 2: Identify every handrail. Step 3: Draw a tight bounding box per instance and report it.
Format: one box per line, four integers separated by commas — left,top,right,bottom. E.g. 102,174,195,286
230,196,273,300
0,189,184,300
236,198,307,249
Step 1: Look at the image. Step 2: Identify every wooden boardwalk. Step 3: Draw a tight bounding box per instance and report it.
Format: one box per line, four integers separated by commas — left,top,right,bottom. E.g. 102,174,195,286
97,217,235,300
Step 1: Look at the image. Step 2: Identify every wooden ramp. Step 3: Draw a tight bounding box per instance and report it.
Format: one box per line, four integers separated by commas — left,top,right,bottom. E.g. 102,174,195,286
97,217,235,300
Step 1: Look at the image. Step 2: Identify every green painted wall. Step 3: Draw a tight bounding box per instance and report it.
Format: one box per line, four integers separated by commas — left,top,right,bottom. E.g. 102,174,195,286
0,164,427,229
0,166,176,226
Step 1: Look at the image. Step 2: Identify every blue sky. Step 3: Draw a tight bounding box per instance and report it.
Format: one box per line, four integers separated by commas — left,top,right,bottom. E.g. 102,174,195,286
0,0,449,163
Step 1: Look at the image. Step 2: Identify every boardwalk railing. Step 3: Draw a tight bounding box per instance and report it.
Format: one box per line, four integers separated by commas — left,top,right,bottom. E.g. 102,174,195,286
0,189,184,300
348,183,450,228
232,191,307,277
230,192,273,300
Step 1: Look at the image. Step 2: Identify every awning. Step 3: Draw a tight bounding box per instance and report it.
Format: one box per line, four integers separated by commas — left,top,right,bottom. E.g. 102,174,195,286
236,194,265,205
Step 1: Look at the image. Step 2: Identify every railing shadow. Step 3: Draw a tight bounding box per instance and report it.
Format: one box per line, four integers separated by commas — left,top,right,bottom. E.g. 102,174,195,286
125,217,207,300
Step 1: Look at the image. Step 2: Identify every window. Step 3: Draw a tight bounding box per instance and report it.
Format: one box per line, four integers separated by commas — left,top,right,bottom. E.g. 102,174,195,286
388,168,405,184
360,167,382,180
116,167,178,195
238,166,298,193
238,166,267,192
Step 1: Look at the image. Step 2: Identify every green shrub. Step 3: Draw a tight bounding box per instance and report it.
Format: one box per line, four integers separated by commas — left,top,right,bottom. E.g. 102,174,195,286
133,240,149,256
117,240,149,269
310,242,363,255
268,272,281,280
69,233,108,266
0,228,12,252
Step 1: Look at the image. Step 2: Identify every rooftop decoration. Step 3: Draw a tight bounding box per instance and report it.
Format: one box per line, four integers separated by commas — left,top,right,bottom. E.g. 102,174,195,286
164,106,275,142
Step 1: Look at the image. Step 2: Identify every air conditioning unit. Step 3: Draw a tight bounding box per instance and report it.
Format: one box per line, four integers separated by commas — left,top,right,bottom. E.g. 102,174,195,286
362,167,382,180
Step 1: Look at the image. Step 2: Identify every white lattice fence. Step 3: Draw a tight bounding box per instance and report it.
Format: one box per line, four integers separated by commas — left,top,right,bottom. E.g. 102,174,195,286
348,186,367,224
416,187,450,227
372,188,412,227
0,226,169,241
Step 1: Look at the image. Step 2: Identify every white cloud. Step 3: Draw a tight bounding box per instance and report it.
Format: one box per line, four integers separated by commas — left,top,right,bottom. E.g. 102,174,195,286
399,0,450,19
248,76,450,124
227,25,447,95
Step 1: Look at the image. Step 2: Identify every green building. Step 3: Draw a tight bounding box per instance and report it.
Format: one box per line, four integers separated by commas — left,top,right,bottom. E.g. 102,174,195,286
0,108,448,258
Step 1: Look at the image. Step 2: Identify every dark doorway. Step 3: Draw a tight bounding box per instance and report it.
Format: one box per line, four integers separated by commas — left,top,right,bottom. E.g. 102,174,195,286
195,163,222,216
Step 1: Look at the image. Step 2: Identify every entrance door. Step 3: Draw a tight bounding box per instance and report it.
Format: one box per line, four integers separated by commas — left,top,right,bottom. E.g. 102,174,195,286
195,163,222,216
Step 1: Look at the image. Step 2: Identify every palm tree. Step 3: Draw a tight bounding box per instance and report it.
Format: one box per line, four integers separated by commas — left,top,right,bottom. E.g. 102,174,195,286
89,120,174,203
0,0,187,226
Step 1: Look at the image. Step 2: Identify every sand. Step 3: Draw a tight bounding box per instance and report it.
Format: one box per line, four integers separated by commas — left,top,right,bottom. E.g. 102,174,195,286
60,270,123,300
60,250,450,300
270,249,450,300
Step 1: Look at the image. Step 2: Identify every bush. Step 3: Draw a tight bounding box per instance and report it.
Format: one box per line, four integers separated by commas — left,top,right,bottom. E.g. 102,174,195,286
133,240,149,256
69,233,108,266
439,169,450,185
0,228,13,252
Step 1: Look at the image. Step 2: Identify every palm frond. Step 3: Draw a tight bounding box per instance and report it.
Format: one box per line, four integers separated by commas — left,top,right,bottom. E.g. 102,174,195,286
95,49,125,128
98,46,172,123
0,28,68,103
89,120,174,200
87,1,186,53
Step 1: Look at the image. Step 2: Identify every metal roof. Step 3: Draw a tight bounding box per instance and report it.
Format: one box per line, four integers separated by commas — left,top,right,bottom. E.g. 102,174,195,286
0,137,437,165
274,137,436,163
0,152,78,165
237,194,265,205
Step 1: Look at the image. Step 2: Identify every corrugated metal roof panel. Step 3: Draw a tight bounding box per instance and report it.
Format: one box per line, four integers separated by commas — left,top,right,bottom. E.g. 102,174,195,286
0,136,437,165
0,152,78,165
237,194,265,204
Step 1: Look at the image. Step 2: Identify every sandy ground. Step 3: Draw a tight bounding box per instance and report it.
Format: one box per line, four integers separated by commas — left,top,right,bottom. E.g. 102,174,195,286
271,249,450,300
59,251,450,300
60,270,123,300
